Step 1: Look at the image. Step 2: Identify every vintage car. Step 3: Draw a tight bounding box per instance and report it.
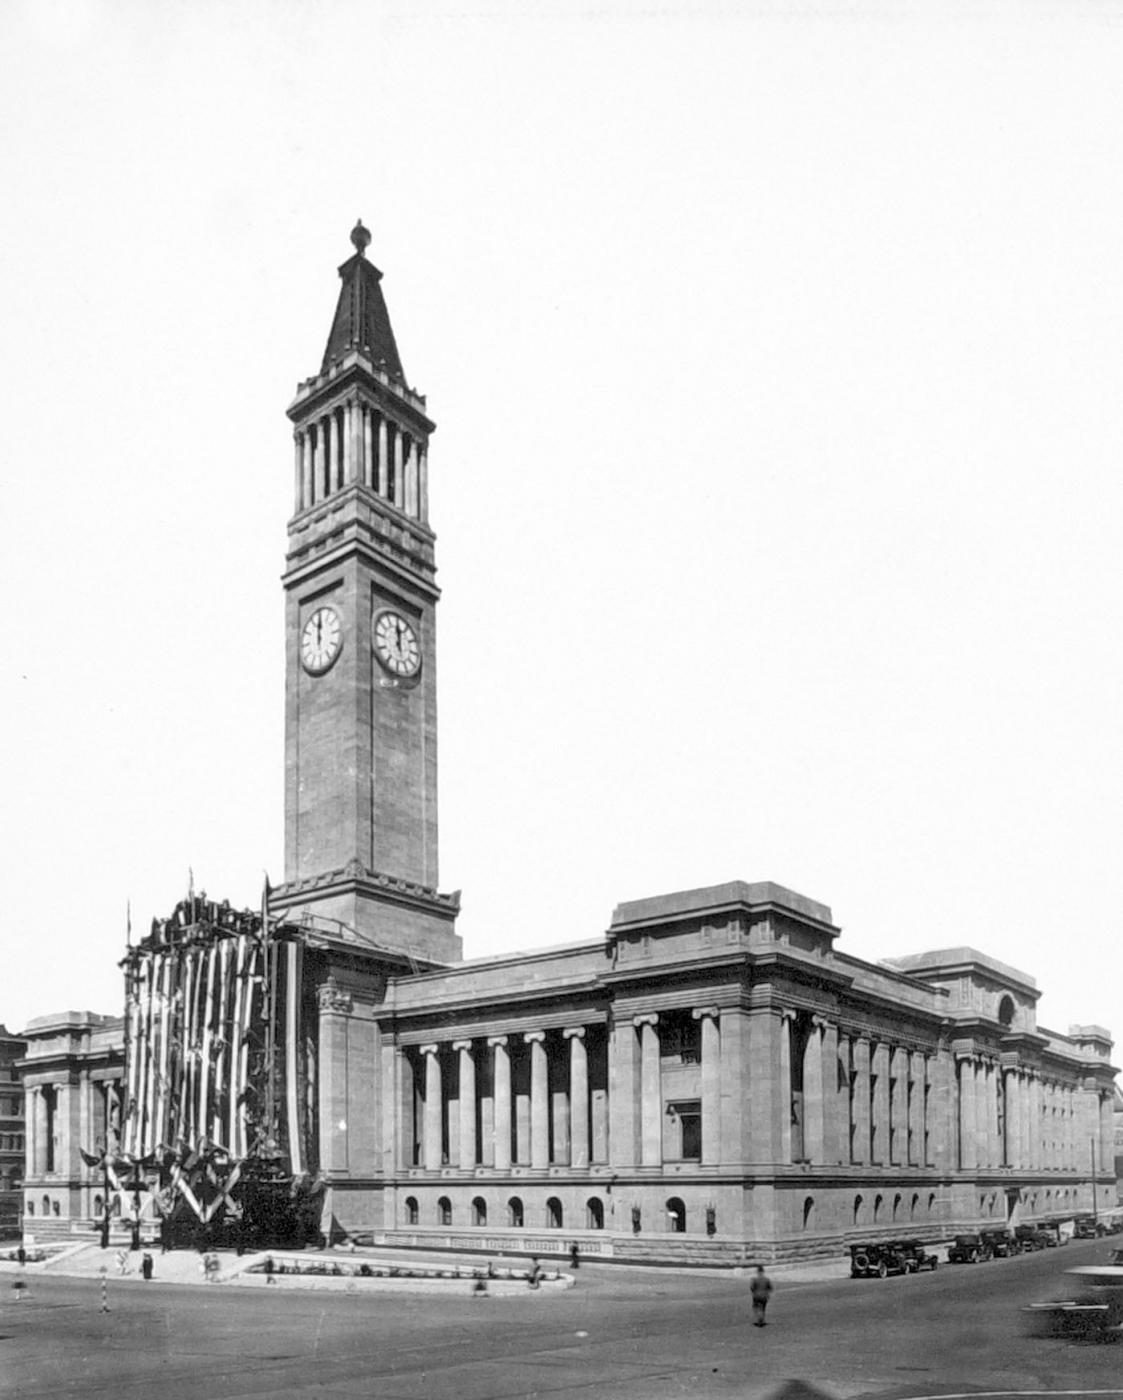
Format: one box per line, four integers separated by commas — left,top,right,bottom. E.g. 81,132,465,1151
849,1243,911,1279
980,1228,1019,1257
892,1239,938,1272
1014,1224,1049,1252
1022,1266,1123,1341
948,1233,991,1264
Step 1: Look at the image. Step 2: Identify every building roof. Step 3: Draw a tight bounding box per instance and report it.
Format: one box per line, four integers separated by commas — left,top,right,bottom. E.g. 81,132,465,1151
320,220,404,379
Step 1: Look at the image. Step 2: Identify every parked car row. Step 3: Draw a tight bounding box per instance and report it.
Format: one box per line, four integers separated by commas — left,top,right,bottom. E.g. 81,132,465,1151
850,1240,939,1279
948,1223,1066,1263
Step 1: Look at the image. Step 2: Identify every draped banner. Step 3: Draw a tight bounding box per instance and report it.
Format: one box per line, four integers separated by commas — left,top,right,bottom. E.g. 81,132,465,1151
117,894,315,1228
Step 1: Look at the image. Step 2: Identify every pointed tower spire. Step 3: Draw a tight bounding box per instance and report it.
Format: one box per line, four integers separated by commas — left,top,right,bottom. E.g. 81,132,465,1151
320,219,404,379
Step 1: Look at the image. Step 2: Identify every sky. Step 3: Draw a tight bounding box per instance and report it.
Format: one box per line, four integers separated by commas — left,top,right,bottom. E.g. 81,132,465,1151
2,0,1122,1045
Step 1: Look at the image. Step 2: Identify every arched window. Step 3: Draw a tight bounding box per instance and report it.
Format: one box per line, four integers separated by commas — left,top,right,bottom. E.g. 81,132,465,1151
93,1194,104,1218
52,1200,60,1216
437,1196,452,1226
666,1197,686,1233
802,1196,814,1230
852,1193,863,1226
508,1197,524,1228
42,1195,50,1216
471,1196,487,1226
911,1192,920,1220
546,1197,563,1229
873,1193,883,1223
26,1198,34,1216
586,1197,604,1230
998,995,1015,1028
892,1193,902,1222
928,1192,937,1215
404,1196,419,1225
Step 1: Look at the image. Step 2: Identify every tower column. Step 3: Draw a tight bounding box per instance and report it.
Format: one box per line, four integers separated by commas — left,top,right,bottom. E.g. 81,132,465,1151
453,1040,476,1169
489,1036,511,1170
293,432,303,512
526,1031,549,1168
421,1044,442,1171
419,445,429,522
393,429,405,509
693,1007,721,1165
377,416,388,497
363,409,373,489
564,1027,588,1168
302,430,313,508
636,1014,661,1167
329,409,341,491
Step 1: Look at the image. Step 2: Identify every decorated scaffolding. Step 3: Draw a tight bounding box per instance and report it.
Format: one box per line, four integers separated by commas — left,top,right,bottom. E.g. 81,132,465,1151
92,889,323,1247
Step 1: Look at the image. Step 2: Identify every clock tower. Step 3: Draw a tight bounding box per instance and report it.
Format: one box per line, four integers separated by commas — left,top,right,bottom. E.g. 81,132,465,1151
271,222,461,965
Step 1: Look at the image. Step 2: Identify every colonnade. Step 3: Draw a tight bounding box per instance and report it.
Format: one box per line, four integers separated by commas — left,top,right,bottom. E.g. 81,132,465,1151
781,1016,937,1169
407,1025,607,1172
954,1058,1112,1174
293,398,427,520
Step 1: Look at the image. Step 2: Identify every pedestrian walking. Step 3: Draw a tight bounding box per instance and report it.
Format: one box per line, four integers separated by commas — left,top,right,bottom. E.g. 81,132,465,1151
750,1265,773,1327
569,1242,580,1271
141,1252,154,1281
99,1266,109,1314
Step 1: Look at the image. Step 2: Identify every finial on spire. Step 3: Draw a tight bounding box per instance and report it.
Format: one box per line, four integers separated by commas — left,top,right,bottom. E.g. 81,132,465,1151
351,219,372,257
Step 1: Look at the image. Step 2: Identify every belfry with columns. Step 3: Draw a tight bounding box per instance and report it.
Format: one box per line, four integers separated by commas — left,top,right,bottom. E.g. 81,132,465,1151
17,227,1119,1262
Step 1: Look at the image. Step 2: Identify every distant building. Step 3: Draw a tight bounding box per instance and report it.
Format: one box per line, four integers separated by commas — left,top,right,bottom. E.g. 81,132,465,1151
0,1024,27,1235
21,228,1120,1259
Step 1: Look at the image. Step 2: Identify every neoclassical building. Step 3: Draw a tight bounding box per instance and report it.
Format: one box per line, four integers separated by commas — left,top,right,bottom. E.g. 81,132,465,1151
19,226,1118,1261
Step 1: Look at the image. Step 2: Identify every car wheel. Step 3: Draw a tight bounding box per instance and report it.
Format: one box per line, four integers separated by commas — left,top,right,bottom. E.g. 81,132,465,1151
877,1262,888,1279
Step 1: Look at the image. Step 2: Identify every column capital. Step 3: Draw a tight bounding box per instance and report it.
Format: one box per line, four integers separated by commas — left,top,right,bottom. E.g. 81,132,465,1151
692,1007,720,1023
452,1040,473,1053
633,1013,658,1029
419,1043,440,1058
780,1008,798,1024
524,1030,546,1045
811,1014,831,1031
562,1027,586,1041
487,1035,508,1049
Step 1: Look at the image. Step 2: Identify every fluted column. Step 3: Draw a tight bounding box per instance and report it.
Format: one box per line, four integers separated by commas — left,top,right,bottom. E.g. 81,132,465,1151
421,1044,442,1170
363,409,373,489
693,1007,721,1165
564,1028,588,1168
377,416,388,497
454,1040,476,1169
1003,1068,1018,1167
314,423,326,501
908,1051,925,1165
835,1033,851,1165
329,409,341,492
293,432,303,511
851,1037,870,1165
301,430,313,508
404,439,417,516
871,1042,890,1165
489,1036,511,1170
393,429,404,509
419,445,429,522
636,1014,661,1166
803,1018,825,1163
779,1011,794,1163
526,1031,549,1168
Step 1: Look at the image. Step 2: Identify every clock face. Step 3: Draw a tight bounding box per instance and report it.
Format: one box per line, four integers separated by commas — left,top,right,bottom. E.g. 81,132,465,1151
301,606,343,675
372,609,421,678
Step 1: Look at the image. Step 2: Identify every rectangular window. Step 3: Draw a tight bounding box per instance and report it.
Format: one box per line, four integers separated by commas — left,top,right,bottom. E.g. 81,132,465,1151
668,1100,702,1160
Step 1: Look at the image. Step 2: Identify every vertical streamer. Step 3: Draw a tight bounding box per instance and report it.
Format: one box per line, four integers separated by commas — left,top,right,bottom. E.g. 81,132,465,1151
284,939,304,1175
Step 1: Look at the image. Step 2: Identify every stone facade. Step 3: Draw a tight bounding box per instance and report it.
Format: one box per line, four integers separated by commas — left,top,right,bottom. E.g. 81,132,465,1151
0,1024,27,1234
19,1013,123,1242
18,228,1119,1259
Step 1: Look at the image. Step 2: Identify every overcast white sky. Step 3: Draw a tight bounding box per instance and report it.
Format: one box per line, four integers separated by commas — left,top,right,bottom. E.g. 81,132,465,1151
2,0,1122,1045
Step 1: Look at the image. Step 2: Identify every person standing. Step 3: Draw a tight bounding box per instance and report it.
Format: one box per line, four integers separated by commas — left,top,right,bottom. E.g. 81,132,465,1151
750,1265,773,1327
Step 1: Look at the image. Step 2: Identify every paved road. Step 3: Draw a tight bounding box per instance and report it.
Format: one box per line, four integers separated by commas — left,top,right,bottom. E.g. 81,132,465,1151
2,1237,1121,1400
